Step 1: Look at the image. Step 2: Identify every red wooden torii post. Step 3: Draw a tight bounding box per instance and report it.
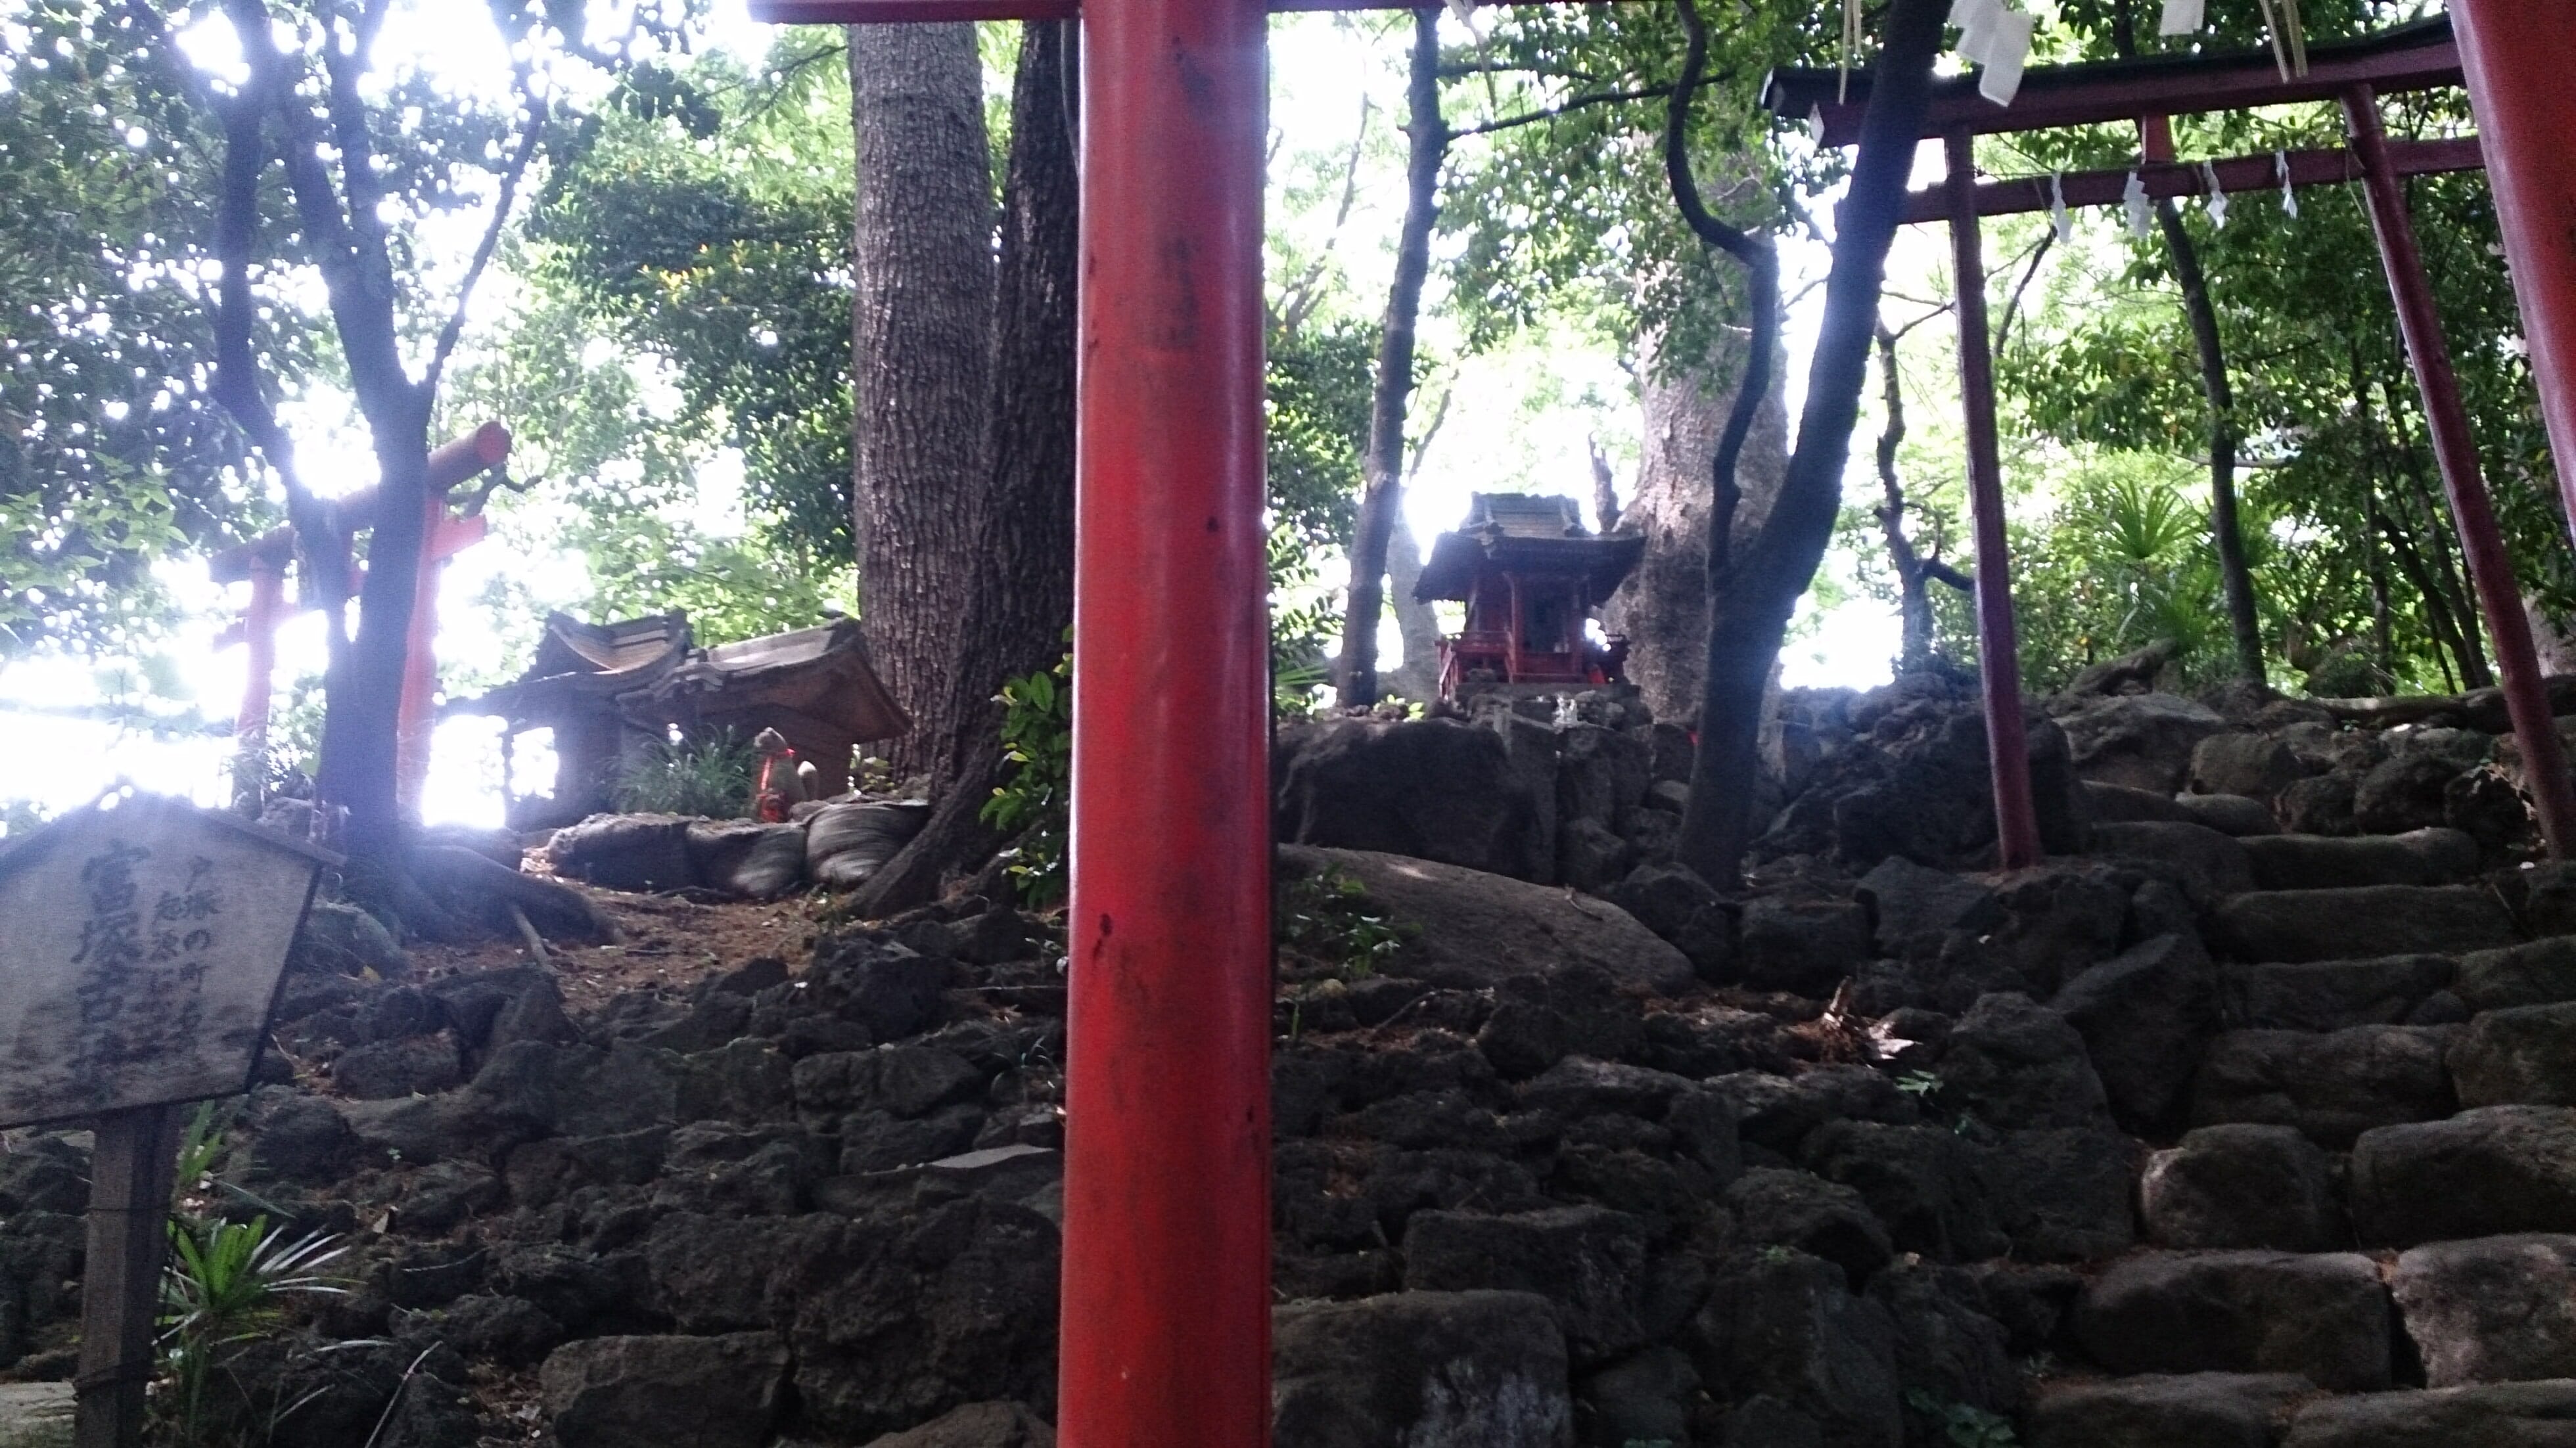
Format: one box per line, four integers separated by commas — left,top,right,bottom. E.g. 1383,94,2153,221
758,5,2576,1446
1769,13,2576,865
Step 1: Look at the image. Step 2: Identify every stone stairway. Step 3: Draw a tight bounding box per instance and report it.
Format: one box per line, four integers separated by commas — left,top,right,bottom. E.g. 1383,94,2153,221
2040,807,2576,1447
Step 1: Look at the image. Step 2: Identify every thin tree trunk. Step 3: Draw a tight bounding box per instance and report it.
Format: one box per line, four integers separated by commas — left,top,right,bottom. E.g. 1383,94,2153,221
1387,519,1445,702
849,23,996,780
850,20,1080,918
1335,7,1445,708
1872,321,1935,671
1678,0,1948,883
2151,196,2265,685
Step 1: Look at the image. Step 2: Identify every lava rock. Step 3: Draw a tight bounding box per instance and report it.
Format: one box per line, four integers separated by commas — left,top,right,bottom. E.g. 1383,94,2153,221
2389,1234,2576,1388
1804,1120,2008,1264
1601,863,1738,979
2189,1026,2458,1146
1980,1127,2140,1262
1278,846,1693,995
332,1032,465,1101
2054,932,2219,1133
1854,857,2002,957
1277,719,1551,881
541,1332,789,1448
2056,692,2228,794
2139,1124,2342,1251
862,1403,1055,1448
546,814,699,892
2171,792,2282,837
1574,1346,1697,1448
2209,885,2519,964
2238,828,2480,891
2220,955,2457,1032
2280,1380,2576,1447
2029,1373,2315,1448
2351,1106,2576,1247
2450,1002,2576,1108
2190,733,2305,803
1725,1169,1894,1288
1687,1248,1900,1448
1400,1207,1649,1365
2073,1250,2393,1391
2454,938,2576,1013
1935,993,2111,1131
2084,821,2254,903
1738,897,1873,996
1272,1290,1574,1448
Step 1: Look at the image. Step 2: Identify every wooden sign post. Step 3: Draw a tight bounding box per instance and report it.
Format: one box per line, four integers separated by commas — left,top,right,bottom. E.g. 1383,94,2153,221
0,795,334,1448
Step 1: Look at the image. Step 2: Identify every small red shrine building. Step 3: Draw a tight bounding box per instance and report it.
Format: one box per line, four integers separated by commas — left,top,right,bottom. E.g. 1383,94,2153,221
1413,492,1644,700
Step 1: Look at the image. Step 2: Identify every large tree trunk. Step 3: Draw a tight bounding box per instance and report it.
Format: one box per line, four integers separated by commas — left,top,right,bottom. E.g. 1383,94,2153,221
1385,517,1444,702
848,23,996,781
322,420,430,872
850,20,1080,917
1335,7,1445,708
1604,334,1788,725
1682,0,1948,880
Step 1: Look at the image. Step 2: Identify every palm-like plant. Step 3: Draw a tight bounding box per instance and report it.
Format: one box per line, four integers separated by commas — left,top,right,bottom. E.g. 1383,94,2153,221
160,1216,350,1444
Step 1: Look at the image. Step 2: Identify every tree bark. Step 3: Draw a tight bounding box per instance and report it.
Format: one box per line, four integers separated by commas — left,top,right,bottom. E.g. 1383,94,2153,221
1872,321,1936,671
1385,518,1445,702
849,22,996,781
1680,0,1949,882
850,20,1080,918
1335,7,1446,708
1605,338,1789,724
2151,196,2266,685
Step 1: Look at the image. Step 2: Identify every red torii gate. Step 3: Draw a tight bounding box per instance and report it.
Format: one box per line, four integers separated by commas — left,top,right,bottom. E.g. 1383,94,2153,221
754,2,2576,1444
1768,11,2576,867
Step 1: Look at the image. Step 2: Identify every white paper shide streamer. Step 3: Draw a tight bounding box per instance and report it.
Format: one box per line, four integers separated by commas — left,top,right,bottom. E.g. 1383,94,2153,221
2049,170,2072,244
2159,0,2204,35
2123,170,2153,238
2278,150,2299,217
1949,0,2035,107
2202,160,2228,229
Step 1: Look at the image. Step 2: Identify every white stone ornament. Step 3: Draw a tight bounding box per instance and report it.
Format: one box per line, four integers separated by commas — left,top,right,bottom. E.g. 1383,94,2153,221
1978,8,2035,106
2159,0,2204,36
2203,160,2228,228
2123,169,2153,238
2049,170,2072,244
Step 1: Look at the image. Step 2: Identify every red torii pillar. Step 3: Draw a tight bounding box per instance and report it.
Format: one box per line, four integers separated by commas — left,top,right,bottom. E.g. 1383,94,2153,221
394,424,507,813
758,1,1274,1441
2449,3,2576,563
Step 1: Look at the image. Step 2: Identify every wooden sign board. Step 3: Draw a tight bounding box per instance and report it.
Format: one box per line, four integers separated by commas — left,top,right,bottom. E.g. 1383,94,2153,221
0,794,335,1130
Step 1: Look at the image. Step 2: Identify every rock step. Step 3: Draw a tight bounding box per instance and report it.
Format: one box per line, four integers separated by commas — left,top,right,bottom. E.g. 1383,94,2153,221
2032,1375,2576,1448
2209,885,2519,964
2216,939,2576,1032
2237,828,2482,892
2073,1238,2576,1395
2191,1007,2576,1146
0,1385,71,1448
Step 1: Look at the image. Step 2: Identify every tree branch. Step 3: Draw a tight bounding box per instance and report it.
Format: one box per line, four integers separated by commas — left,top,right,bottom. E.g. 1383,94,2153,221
1451,85,1674,140
427,78,548,389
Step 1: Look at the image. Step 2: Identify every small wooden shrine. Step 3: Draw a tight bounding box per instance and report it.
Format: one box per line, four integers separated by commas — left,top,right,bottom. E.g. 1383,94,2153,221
1413,493,1643,700
450,612,908,828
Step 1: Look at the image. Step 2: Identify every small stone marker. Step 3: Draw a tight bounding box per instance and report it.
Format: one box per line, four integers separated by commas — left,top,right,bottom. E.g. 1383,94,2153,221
0,794,333,1448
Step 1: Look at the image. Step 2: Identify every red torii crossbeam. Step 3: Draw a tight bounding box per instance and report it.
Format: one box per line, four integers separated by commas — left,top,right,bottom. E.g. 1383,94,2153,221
1768,14,2576,863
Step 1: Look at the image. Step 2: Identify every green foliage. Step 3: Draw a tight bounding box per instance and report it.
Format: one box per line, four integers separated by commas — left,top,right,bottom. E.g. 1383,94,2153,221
1905,1390,2020,1448
982,654,1072,907
1277,867,1413,979
614,730,758,817
0,3,291,656
159,1215,350,1445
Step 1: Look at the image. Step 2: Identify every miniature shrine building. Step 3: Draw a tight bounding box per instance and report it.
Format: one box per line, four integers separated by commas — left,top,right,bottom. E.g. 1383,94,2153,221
449,612,908,828
1413,493,1644,700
